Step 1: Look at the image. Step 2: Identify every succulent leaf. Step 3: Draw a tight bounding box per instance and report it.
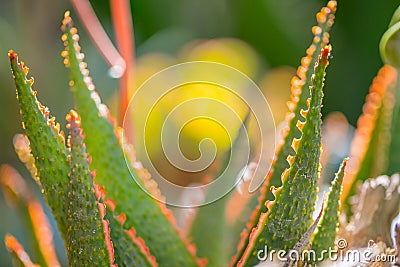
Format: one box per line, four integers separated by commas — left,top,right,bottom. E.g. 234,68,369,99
232,45,331,267
5,235,40,267
282,202,324,267
100,197,158,267
8,50,70,239
231,2,337,265
6,3,400,267
91,179,158,267
380,8,400,175
261,0,337,208
188,112,251,267
106,211,158,267
310,158,347,264
61,12,202,266
0,165,60,267
380,6,400,68
65,110,113,266
188,190,229,267
387,83,400,175
341,65,398,206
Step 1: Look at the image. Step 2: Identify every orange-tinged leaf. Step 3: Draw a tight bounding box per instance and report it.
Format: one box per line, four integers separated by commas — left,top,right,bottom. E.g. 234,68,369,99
0,165,60,267
61,12,204,266
5,235,40,267
9,50,70,239
341,65,397,207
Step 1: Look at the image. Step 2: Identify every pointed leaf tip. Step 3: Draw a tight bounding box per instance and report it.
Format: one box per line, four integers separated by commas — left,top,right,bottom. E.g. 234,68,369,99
64,10,70,19
309,157,347,264
62,13,202,266
66,114,113,266
231,34,331,267
342,157,348,167
320,45,332,64
10,52,70,239
61,10,73,31
66,109,81,126
8,50,17,60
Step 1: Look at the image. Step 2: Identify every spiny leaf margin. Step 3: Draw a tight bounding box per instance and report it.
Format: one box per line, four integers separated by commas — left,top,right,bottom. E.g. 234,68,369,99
65,110,113,266
231,2,337,264
60,12,204,266
233,45,331,267
309,158,347,264
8,50,70,239
97,187,158,267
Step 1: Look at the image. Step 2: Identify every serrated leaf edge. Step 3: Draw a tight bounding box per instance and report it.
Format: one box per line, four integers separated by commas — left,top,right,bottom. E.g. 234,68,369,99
232,45,331,267
94,184,158,267
61,13,206,266
231,3,337,261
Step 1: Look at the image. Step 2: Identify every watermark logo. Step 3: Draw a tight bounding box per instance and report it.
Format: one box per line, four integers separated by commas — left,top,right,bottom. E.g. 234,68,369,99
256,238,398,265
122,61,276,207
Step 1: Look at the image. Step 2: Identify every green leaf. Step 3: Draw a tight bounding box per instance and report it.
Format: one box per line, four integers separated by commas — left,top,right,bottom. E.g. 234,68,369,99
61,12,203,266
0,165,60,267
231,2,337,264
282,202,324,267
103,204,158,267
379,5,400,175
310,158,347,264
65,110,112,266
5,234,40,267
260,0,337,209
9,51,70,239
233,45,331,267
380,5,400,68
188,112,251,267
188,192,229,267
387,80,400,175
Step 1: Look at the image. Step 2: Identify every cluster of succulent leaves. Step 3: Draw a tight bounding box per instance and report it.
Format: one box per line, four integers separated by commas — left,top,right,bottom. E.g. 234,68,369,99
2,0,400,266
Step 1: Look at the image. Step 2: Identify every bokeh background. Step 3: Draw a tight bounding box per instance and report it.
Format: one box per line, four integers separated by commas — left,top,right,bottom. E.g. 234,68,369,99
0,0,399,265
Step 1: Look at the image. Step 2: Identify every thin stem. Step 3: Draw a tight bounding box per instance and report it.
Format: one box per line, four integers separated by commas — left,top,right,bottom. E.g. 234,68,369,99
110,0,135,135
70,0,126,74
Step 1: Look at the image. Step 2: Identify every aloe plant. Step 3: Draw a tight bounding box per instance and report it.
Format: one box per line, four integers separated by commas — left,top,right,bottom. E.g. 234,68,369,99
2,0,400,266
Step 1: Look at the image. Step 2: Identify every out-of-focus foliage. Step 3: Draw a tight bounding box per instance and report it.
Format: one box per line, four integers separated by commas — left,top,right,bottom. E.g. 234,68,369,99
1,0,400,266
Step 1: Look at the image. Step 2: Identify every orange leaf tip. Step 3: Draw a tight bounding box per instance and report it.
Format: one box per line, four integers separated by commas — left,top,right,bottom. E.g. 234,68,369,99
8,50,17,60
65,109,81,129
319,45,332,64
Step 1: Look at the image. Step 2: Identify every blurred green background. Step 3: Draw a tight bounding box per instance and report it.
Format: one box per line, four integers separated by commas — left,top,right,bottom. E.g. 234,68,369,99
0,0,399,265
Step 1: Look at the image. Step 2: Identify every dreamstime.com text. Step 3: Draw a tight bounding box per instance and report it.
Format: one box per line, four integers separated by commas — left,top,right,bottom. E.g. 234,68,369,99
256,239,398,264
